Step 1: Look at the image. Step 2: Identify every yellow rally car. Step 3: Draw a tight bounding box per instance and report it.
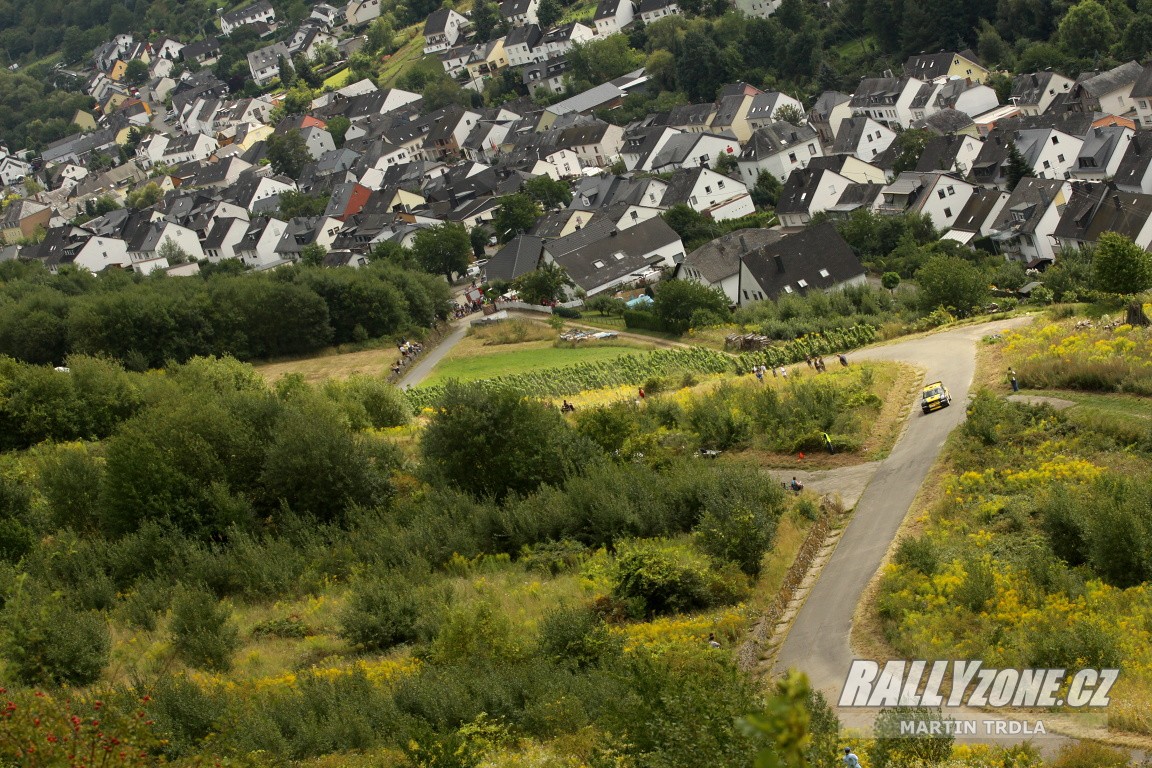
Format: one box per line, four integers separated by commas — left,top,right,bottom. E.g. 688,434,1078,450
921,381,952,414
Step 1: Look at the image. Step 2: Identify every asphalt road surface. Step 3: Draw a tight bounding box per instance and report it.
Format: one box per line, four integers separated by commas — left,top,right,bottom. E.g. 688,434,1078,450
767,316,1097,749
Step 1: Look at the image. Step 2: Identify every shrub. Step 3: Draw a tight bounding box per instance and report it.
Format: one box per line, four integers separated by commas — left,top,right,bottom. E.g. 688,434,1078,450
142,674,228,758
553,306,582,318
339,571,424,651
519,539,589,575
251,615,312,639
536,604,622,668
870,706,954,768
1047,741,1131,768
0,583,110,686
169,584,240,671
430,600,523,665
117,577,175,631
611,540,713,617
893,536,938,576
694,472,785,576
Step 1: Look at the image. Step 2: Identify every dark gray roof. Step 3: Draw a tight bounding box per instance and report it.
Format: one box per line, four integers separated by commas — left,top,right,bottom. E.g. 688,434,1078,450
500,0,535,17
915,134,972,172
547,216,682,292
1052,181,1152,243
1077,61,1143,98
680,228,784,283
425,8,454,35
487,234,543,281
1131,63,1152,99
988,177,1066,235
809,91,851,120
223,0,273,26
1077,126,1131,169
1113,131,1152,191
505,23,542,47
949,188,1005,233
741,222,864,300
594,0,624,20
740,121,820,160
776,167,831,216
910,108,975,136
1010,72,1060,107
903,50,981,81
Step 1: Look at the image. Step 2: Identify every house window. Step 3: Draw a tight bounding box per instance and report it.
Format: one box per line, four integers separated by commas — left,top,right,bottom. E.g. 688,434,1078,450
704,185,712,193
630,210,638,220
797,279,808,288
938,189,946,199
788,152,797,163
1051,135,1059,144
593,260,605,268
717,180,725,189
1057,154,1065,163
783,285,793,293
947,186,955,195
1043,160,1051,169
743,289,750,299
808,143,816,155
818,268,829,278
690,195,697,204
1141,100,1148,109
944,207,952,217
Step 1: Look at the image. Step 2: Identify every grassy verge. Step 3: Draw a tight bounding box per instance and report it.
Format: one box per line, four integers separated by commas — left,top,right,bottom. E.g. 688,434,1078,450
376,26,426,88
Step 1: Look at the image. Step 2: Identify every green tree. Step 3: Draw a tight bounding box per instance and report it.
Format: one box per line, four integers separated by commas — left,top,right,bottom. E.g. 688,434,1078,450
537,0,562,28
523,175,573,209
676,28,726,102
266,129,312,179
169,584,240,672
412,222,472,281
472,0,504,42
124,58,150,86
567,36,645,88
514,262,574,304
277,190,328,218
713,151,738,175
889,128,934,175
0,582,110,686
653,279,730,328
158,237,191,265
492,193,542,242
421,382,598,500
125,182,164,210
470,225,491,259
751,170,782,209
326,114,351,148
278,54,297,87
300,242,327,266
1058,0,1117,58
366,15,397,54
1092,231,1152,295
292,53,323,88
915,254,989,314
772,104,805,125
881,271,901,292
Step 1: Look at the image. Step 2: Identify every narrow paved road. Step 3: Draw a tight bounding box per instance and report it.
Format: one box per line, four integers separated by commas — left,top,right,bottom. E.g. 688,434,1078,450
397,322,469,389
769,316,1089,748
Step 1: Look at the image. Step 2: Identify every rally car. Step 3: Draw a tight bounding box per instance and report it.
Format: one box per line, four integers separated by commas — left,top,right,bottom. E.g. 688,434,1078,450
921,381,952,414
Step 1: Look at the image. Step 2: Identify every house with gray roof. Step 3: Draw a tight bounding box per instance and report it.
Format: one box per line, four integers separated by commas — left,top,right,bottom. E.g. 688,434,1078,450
500,0,539,27
543,216,684,297
593,0,634,36
659,166,753,221
985,177,1071,265
738,222,865,304
638,0,680,24
221,1,276,34
1071,125,1134,181
676,228,785,304
1053,181,1152,252
808,91,853,145
941,188,1010,245
1010,71,1075,117
424,8,469,54
487,234,544,281
1113,130,1152,194
1065,61,1143,116
737,121,823,184
248,42,291,87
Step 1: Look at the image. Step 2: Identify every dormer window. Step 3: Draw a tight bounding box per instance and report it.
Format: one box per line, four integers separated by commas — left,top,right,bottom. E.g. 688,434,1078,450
593,259,605,268
819,268,830,278
797,279,808,288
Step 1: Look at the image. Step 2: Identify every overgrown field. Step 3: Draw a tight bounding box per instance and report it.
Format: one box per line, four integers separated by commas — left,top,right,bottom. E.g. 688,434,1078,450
876,317,1152,737
0,350,899,767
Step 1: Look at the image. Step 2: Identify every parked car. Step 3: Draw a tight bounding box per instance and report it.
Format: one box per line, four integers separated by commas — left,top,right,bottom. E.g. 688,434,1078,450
921,381,952,414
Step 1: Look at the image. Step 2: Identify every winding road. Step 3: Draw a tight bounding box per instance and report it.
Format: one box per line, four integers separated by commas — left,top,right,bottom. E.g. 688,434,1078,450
766,316,1098,749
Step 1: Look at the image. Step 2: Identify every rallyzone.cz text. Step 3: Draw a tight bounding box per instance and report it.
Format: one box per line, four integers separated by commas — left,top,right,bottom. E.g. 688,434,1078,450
838,660,1119,708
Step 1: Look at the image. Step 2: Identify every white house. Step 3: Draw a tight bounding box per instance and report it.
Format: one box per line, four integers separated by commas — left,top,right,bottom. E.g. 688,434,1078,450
737,121,824,184
733,0,781,18
660,167,754,221
540,22,594,58
1010,71,1075,117
236,217,288,268
0,152,31,186
986,177,1071,265
345,0,383,26
849,76,926,130
831,117,896,162
248,42,292,87
499,0,540,27
874,172,977,232
1071,126,1134,181
1016,127,1083,181
220,1,276,35
592,0,634,37
201,216,251,262
423,8,469,54
775,167,853,228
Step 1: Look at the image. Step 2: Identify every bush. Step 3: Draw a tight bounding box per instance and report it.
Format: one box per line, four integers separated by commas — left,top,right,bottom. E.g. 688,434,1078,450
117,577,175,631
693,468,786,576
0,584,110,686
339,571,424,651
251,615,312,639
611,540,714,616
553,306,582,318
169,584,240,671
537,604,622,668
430,600,523,665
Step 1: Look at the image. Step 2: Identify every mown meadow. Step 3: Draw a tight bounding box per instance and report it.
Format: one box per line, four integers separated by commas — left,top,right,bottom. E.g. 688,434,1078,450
875,312,1152,740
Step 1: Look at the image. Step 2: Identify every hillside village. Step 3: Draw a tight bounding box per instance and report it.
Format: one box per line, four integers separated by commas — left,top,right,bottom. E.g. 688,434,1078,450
2,0,1152,306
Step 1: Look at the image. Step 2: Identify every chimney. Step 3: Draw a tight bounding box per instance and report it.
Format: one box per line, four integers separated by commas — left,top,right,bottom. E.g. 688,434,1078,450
774,254,784,273
739,234,747,252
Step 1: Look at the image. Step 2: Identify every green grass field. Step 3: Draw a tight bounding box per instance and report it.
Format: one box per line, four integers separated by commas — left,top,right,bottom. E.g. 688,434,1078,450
1024,388,1152,419
420,339,656,387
